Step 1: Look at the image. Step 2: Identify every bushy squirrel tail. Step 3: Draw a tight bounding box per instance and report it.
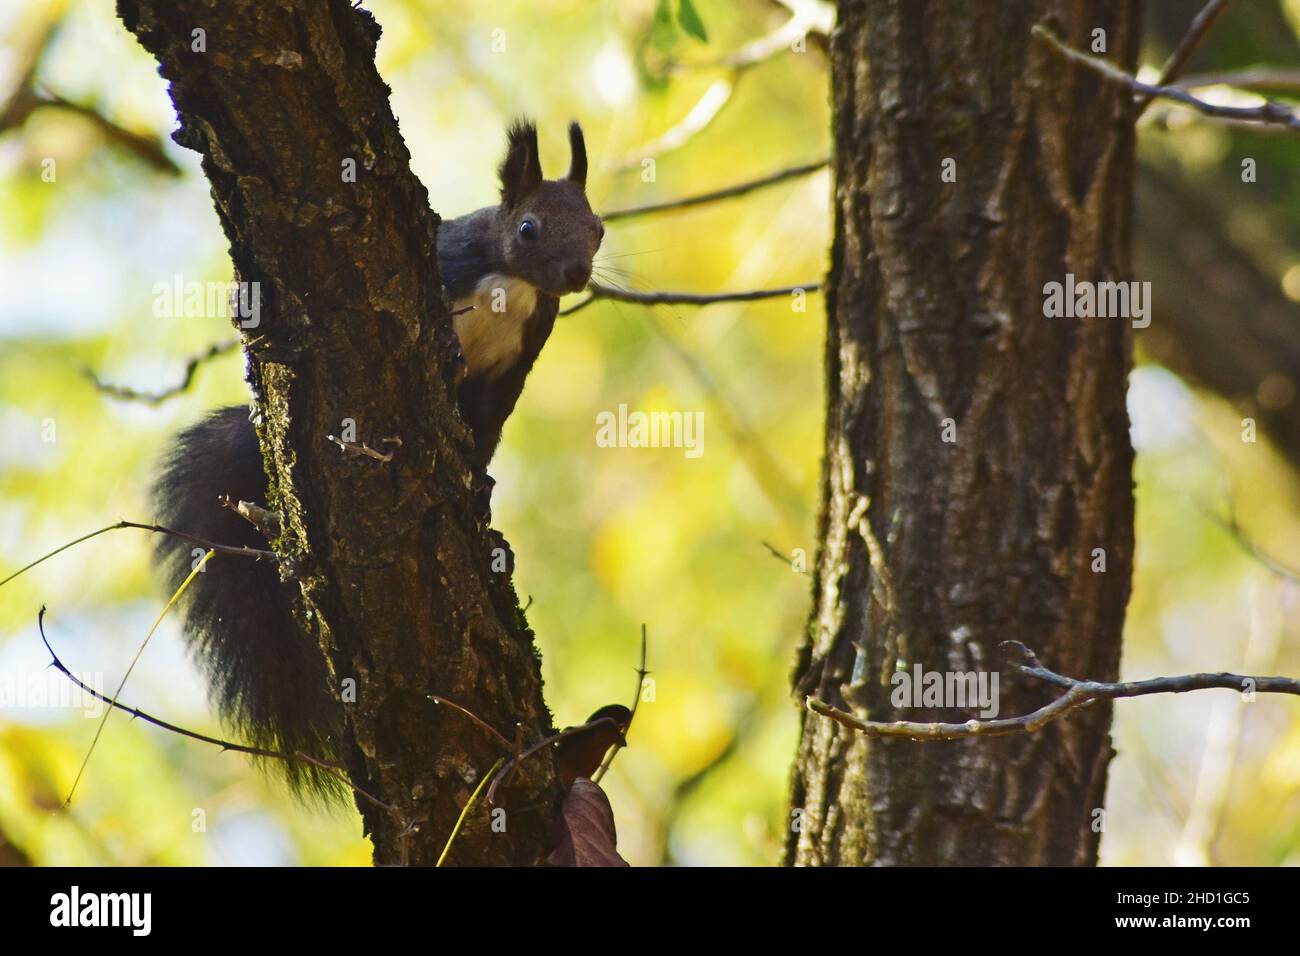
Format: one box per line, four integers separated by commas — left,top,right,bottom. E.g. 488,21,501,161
152,405,346,800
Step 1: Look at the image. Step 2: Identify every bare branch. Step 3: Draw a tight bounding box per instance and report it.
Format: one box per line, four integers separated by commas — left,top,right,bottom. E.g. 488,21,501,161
607,77,739,173
562,280,820,316
609,3,827,169
38,607,397,814
0,16,179,175
64,549,219,805
38,92,182,176
484,713,631,805
591,624,650,785
1135,0,1233,116
602,159,828,222
428,694,514,751
761,540,808,574
85,339,237,405
431,629,648,802
1175,68,1300,94
0,520,276,593
671,4,834,73
326,433,401,462
748,0,831,57
1202,506,1300,586
807,641,1300,742
40,606,289,763
436,757,503,867
1033,24,1300,132
219,495,281,542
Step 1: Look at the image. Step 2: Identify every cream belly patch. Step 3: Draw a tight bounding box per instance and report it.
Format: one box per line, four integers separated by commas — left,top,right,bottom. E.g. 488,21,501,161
452,273,539,381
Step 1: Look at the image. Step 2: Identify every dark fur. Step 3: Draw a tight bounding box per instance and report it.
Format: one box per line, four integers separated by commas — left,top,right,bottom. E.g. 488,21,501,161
155,121,601,797
457,294,560,468
437,208,504,301
565,121,587,187
153,407,345,798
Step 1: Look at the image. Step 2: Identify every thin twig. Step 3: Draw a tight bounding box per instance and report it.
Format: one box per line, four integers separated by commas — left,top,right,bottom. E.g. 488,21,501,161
1134,0,1232,116
426,696,630,804
1201,507,1300,585
807,641,1300,742
436,758,503,867
0,18,179,176
607,77,739,173
66,549,215,805
428,631,651,802
746,0,831,59
1033,24,1300,132
37,92,181,176
761,540,808,574
41,607,284,761
591,624,650,785
219,495,280,542
562,280,820,317
428,694,514,751
38,608,396,814
1174,68,1300,94
327,434,400,462
485,714,629,804
602,159,828,221
671,7,830,73
0,520,276,592
85,339,238,405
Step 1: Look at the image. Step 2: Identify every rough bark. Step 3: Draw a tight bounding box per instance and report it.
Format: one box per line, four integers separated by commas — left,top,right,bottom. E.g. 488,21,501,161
788,0,1139,865
119,0,561,866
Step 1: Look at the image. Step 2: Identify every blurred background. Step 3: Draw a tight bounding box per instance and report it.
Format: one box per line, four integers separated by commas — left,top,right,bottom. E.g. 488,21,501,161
0,0,1297,866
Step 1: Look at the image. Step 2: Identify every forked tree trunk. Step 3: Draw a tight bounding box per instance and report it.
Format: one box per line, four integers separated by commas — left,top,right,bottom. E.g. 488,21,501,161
788,0,1139,866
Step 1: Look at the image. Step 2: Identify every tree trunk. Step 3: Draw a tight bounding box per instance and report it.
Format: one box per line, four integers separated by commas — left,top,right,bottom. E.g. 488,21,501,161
788,0,1139,866
119,0,562,866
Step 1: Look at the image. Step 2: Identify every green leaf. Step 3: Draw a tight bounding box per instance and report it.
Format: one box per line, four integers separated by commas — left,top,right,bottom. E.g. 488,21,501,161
677,0,708,43
649,0,678,54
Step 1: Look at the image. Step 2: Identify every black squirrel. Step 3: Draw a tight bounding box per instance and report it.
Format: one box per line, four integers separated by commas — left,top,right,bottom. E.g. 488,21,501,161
153,120,603,796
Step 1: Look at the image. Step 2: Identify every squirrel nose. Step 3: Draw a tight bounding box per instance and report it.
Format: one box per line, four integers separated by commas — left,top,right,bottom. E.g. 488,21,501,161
564,263,591,290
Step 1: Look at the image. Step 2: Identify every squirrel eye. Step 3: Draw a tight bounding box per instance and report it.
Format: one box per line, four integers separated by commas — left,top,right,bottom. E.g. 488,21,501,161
518,218,538,240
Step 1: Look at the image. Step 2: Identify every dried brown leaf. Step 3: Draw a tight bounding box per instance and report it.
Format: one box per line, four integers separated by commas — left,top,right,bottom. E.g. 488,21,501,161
547,778,627,867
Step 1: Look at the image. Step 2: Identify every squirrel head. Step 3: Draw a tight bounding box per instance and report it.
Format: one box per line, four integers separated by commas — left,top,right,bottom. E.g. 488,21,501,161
496,120,603,297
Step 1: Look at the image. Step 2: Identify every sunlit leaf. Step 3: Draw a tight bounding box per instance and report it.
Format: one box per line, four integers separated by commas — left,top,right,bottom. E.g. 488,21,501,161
677,0,708,43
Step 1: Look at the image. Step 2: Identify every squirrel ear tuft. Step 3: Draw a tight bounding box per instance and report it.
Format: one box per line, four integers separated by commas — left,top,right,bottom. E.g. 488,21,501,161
566,121,587,189
499,119,542,208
